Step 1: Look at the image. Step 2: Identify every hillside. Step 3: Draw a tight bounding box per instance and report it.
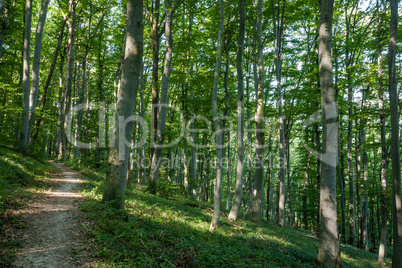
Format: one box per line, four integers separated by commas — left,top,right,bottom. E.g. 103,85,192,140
74,164,390,268
0,147,393,267
0,145,55,266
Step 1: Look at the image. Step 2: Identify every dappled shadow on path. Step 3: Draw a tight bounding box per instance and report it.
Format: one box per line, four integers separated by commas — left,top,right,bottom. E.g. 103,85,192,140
13,162,89,268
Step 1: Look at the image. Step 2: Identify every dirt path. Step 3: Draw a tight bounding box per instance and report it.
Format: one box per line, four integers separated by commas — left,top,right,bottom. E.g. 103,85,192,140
13,162,89,268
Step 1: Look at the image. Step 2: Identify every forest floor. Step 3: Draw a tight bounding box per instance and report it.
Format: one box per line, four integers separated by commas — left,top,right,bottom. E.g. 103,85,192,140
12,162,91,267
0,146,391,267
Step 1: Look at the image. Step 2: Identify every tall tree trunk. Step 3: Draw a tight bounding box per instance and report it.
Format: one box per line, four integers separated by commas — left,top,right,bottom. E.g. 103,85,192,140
102,0,143,210
228,0,245,222
246,62,253,211
139,64,146,184
31,18,67,143
209,0,224,232
345,3,356,246
20,0,33,153
55,47,66,156
186,11,197,200
266,131,273,220
27,0,50,148
150,0,160,162
96,27,106,165
149,0,174,193
223,41,231,210
377,2,388,262
251,0,264,223
356,125,362,248
271,0,286,227
361,114,368,250
303,130,310,228
58,0,76,161
389,0,402,266
316,0,341,266
338,119,346,242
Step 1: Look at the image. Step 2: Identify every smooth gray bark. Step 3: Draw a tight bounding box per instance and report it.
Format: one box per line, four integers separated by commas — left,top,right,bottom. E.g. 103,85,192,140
102,0,143,210
389,0,402,266
251,0,264,223
20,0,33,153
271,0,286,227
209,0,224,232
228,0,245,222
377,2,388,262
27,0,50,148
316,0,341,266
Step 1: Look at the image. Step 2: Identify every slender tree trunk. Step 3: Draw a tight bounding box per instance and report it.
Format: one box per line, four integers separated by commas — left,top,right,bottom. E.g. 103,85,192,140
55,47,66,156
303,130,310,229
223,43,230,209
251,0,265,223
389,0,402,266
139,64,146,183
27,0,50,147
228,0,245,222
316,0,341,266
150,0,160,162
377,3,388,262
31,18,67,143
362,115,368,250
338,120,346,242
96,29,106,165
345,6,356,246
356,126,363,248
58,0,76,161
209,0,224,232
271,0,286,227
149,0,174,193
20,0,33,153
74,47,90,158
246,65,253,211
102,0,143,210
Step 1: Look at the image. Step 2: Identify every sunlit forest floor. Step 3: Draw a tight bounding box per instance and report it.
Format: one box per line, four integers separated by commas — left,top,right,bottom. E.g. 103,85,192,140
0,145,391,267
73,162,391,267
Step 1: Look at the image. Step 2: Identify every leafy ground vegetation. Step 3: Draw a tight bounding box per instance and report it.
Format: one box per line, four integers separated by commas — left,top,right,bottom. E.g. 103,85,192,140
68,161,391,268
0,145,55,266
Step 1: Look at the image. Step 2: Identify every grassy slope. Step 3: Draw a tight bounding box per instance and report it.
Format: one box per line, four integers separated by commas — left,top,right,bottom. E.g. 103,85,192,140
0,145,55,266
72,164,391,268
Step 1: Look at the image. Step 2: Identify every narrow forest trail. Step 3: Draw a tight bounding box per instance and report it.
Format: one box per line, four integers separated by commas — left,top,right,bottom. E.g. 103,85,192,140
13,162,90,268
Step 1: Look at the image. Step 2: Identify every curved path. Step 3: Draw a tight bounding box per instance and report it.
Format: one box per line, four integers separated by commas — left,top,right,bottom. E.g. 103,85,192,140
13,162,89,267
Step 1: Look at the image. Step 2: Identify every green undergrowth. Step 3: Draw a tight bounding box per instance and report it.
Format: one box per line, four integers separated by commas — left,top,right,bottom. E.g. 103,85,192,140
0,145,55,266
74,164,390,267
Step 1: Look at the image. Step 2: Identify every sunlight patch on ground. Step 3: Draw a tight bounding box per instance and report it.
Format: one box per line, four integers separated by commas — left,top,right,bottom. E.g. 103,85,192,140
46,191,81,198
15,245,67,255
50,178,82,184
30,202,75,211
